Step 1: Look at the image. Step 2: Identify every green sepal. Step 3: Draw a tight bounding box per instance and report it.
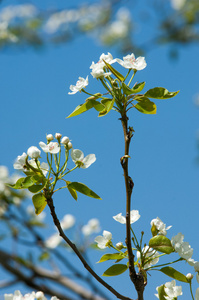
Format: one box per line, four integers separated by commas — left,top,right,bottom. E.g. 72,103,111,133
159,267,189,283
145,87,179,99
103,264,128,277
156,285,167,300
32,193,47,215
134,97,156,114
149,235,174,254
67,182,101,199
131,82,146,93
151,223,159,237
103,60,125,81
98,98,115,117
97,253,125,263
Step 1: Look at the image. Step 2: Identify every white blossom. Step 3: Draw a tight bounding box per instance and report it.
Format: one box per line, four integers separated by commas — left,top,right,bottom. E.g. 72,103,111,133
82,218,101,236
164,280,183,300
61,136,70,145
171,233,193,261
116,53,146,71
60,214,75,230
68,76,88,94
171,0,186,10
4,290,59,300
90,52,115,78
150,217,172,236
113,210,140,224
27,146,41,159
137,246,159,269
39,141,60,154
55,133,62,140
13,152,27,171
95,230,112,249
46,134,54,141
45,233,62,249
28,160,49,177
71,149,96,169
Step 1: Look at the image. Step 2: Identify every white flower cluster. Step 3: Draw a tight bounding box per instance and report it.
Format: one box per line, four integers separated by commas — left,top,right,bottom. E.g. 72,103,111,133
155,280,182,300
4,290,59,300
82,218,101,236
68,52,147,94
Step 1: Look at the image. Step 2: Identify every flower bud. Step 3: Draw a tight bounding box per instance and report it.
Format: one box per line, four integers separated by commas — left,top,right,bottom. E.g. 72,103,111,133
116,242,123,250
67,142,73,149
186,273,194,281
55,133,62,140
35,291,45,300
27,146,41,159
46,134,53,141
61,136,70,145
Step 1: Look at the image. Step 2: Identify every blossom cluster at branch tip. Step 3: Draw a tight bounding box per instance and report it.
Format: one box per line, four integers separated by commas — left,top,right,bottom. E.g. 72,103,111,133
150,217,172,236
4,290,59,300
71,149,96,169
116,53,146,71
68,76,88,94
155,280,182,300
95,230,112,249
113,210,140,224
27,146,41,159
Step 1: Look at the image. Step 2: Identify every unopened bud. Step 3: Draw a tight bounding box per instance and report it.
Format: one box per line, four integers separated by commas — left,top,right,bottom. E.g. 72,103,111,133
116,242,123,250
27,146,41,159
67,142,73,149
46,134,53,141
61,136,70,145
35,291,45,300
55,133,62,140
186,273,193,281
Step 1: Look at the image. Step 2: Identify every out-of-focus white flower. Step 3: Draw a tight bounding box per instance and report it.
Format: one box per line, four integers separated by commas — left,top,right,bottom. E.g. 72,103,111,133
150,217,172,236
0,4,37,23
95,230,112,249
13,152,27,171
35,292,47,300
170,0,186,10
4,290,59,300
71,149,96,169
82,218,101,236
39,141,60,154
60,214,75,230
68,76,88,94
46,134,54,141
116,53,146,71
196,288,199,300
113,210,140,224
171,233,193,261
45,233,62,249
27,205,46,222
27,146,41,159
0,166,9,179
61,136,70,145
137,246,159,269
194,261,199,272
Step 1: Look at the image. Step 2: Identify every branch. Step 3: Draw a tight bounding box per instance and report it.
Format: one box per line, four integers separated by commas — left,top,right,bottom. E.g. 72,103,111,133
46,197,134,300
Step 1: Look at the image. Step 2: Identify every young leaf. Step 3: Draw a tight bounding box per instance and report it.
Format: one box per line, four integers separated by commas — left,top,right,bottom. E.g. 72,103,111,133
67,100,93,118
7,176,35,189
68,185,78,201
122,82,135,96
32,193,47,215
131,82,146,93
145,87,179,99
98,98,115,117
97,253,125,263
159,267,189,283
28,183,46,194
149,235,174,254
134,97,156,114
67,182,101,199
103,264,128,276
103,60,125,81
89,99,105,112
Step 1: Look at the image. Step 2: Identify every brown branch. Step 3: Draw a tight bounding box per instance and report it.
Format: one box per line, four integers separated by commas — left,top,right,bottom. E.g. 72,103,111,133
46,196,134,300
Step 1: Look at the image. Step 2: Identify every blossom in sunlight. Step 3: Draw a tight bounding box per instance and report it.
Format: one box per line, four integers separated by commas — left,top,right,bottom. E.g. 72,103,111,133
60,214,75,230
28,160,49,177
68,76,88,94
61,136,69,145
90,52,115,79
45,233,62,249
39,141,60,154
27,146,41,159
113,210,140,224
82,218,101,236
137,246,159,269
71,149,96,169
150,217,172,236
13,152,28,171
171,233,193,261
116,53,146,71
155,280,182,299
46,134,54,141
4,290,59,300
95,230,112,249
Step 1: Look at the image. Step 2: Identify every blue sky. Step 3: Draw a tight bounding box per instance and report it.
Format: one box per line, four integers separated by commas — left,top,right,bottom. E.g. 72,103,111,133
0,1,199,299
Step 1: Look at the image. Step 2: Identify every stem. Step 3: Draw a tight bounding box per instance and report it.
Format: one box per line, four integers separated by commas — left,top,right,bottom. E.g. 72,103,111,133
120,112,145,300
189,282,195,300
46,196,134,300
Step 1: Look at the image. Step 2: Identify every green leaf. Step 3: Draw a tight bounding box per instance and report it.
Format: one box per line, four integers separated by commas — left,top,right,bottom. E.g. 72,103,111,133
149,235,174,254
131,82,146,93
67,182,101,199
39,252,50,261
103,60,125,81
98,98,115,117
68,185,78,201
156,285,167,300
28,183,45,194
32,193,47,215
89,99,105,112
7,176,35,189
103,264,128,277
160,267,189,283
97,253,125,263
135,97,156,114
122,82,135,96
67,100,93,118
145,87,179,99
